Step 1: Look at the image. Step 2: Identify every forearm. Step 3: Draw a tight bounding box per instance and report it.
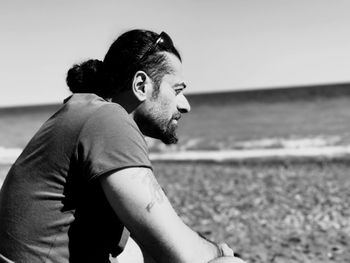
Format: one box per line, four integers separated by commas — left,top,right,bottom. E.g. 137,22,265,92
132,217,221,263
101,168,230,263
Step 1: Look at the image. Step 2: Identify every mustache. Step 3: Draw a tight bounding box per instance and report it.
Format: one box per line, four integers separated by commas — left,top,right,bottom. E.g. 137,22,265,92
172,112,181,121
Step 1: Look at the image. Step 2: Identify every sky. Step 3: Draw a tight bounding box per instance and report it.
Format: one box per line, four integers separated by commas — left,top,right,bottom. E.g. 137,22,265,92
1,0,350,106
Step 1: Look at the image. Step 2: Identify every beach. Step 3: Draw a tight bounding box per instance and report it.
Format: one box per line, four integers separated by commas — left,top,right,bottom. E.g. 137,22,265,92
1,158,350,262
154,160,350,262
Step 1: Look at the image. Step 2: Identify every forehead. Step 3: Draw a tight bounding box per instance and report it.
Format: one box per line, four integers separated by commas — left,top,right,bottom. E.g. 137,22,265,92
162,52,184,82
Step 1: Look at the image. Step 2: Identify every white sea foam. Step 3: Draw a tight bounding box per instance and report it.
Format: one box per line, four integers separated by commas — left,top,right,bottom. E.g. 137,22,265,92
0,136,348,165
149,146,350,162
234,136,341,149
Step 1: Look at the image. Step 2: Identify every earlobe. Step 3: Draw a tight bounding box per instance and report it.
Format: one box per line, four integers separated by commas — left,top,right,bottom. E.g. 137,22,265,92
132,71,149,102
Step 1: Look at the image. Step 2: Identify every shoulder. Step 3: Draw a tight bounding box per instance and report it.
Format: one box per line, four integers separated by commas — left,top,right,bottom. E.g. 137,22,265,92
64,94,137,134
74,97,146,147
84,101,140,136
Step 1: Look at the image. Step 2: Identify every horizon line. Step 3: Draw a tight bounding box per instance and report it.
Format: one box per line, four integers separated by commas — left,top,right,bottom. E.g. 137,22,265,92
1,81,350,109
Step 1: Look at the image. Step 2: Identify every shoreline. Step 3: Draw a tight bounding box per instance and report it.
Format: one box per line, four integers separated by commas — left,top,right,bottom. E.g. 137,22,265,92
149,146,350,162
2,146,350,165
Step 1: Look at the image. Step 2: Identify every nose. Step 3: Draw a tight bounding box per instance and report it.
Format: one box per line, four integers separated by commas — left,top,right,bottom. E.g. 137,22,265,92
177,93,191,113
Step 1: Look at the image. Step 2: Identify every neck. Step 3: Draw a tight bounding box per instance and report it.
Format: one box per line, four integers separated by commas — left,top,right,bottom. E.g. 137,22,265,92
112,90,141,115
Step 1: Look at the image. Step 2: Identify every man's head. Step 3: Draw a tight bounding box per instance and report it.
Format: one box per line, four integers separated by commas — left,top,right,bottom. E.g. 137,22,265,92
107,30,191,144
132,52,190,144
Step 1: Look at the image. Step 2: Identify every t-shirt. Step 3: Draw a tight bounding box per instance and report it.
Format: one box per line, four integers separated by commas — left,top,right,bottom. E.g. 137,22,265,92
0,94,152,263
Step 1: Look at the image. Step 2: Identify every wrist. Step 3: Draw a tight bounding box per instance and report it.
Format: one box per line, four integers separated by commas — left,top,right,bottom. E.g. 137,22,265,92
216,243,234,257
214,242,224,258
196,231,229,258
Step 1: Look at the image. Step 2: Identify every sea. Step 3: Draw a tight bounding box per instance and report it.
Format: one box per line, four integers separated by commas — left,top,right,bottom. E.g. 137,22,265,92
2,83,350,181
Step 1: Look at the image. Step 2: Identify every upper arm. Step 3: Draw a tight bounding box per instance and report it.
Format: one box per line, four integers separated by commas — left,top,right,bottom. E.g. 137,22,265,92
100,167,217,263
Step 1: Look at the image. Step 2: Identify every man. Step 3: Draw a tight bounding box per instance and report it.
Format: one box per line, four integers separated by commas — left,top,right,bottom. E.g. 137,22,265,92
0,29,245,263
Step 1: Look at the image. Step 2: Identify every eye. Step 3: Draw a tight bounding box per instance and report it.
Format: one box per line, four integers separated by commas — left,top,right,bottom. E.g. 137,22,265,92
174,89,183,95
173,83,186,95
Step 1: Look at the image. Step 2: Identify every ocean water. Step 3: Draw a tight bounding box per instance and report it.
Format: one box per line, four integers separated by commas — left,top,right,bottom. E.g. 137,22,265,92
2,86,350,164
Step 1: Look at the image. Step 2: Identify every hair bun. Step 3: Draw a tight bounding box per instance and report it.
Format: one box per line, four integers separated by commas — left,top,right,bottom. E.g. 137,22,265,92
66,59,106,94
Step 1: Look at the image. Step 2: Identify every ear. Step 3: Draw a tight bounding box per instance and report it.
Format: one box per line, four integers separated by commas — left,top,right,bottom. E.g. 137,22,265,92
132,71,151,102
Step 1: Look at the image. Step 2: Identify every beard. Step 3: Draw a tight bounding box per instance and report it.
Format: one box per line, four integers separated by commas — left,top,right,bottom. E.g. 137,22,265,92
135,110,180,145
160,115,179,145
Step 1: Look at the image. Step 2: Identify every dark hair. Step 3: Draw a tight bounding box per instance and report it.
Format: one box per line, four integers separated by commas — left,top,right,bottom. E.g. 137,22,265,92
66,29,181,98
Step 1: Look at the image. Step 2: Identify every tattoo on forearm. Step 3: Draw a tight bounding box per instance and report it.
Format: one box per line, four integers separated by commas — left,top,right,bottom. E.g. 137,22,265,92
141,171,164,212
129,169,166,212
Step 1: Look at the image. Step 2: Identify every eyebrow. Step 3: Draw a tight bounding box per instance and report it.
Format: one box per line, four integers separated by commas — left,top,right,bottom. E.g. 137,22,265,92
173,82,187,89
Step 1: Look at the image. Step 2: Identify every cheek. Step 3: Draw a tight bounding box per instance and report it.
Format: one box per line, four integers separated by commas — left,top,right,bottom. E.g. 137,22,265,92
160,98,172,110
161,99,177,117
164,91,177,108
155,93,175,112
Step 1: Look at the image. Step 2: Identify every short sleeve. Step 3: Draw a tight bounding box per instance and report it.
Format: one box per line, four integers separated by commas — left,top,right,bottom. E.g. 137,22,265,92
77,104,152,180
